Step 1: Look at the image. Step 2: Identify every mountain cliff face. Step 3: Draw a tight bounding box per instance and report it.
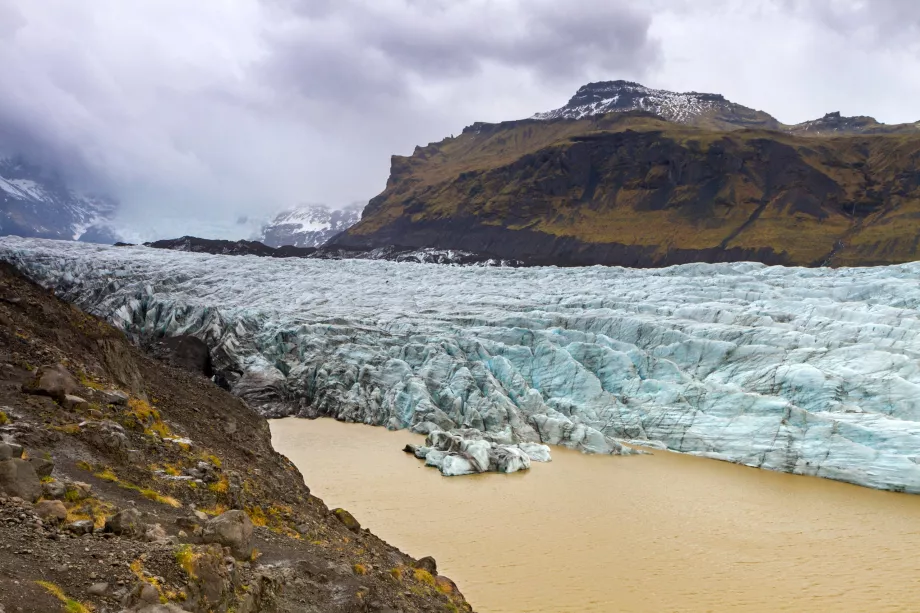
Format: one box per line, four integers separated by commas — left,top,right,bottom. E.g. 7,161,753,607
0,157,120,243
331,81,920,267
257,204,362,247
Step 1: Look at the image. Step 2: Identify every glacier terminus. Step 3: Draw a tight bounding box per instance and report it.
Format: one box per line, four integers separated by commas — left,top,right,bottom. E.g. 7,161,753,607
3,236,920,489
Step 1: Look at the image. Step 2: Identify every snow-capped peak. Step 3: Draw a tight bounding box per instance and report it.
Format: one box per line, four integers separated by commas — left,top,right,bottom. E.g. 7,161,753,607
533,80,728,123
0,156,120,243
258,202,363,248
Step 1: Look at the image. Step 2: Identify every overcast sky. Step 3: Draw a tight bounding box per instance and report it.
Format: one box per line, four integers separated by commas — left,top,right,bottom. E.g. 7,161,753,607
2,0,920,240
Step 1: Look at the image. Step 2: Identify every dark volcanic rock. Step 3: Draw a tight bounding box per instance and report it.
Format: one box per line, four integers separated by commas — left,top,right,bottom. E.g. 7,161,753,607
150,335,214,378
0,457,41,501
21,364,80,401
332,508,361,533
414,556,438,575
144,236,315,258
202,510,254,559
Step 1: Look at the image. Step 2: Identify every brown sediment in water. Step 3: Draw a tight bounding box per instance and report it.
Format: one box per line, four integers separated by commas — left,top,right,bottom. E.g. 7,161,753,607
271,417,920,613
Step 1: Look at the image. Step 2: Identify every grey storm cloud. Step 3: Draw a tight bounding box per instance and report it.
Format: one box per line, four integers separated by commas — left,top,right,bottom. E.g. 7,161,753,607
259,0,658,108
0,0,919,241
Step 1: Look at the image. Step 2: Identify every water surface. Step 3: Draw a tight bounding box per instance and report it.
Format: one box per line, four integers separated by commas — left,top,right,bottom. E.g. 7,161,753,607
271,417,920,613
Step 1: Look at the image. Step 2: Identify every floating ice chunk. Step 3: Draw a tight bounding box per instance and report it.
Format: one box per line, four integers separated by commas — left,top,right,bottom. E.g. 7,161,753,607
440,455,477,476
491,446,531,474
518,442,552,463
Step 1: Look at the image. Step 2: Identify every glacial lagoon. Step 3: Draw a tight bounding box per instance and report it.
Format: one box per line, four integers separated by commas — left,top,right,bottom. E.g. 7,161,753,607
272,417,920,613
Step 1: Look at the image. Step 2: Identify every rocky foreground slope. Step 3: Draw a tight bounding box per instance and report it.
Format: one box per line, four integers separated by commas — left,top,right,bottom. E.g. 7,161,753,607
6,238,920,494
0,259,473,612
331,81,920,267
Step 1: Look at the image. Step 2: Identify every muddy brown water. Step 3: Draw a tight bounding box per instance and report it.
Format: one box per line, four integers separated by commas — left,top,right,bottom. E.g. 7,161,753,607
270,417,920,613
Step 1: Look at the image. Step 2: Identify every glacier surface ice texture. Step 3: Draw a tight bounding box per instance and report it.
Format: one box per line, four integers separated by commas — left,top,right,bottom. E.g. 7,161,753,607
4,237,920,490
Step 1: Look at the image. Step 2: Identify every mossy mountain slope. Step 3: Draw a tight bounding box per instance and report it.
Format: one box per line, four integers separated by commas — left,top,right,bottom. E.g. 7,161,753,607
332,111,920,267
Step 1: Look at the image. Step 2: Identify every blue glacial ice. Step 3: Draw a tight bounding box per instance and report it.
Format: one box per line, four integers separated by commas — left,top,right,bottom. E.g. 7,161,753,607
3,237,920,488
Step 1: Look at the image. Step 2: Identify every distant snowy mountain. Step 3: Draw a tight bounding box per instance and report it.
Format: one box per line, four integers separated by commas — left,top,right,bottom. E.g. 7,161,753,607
532,80,780,130
257,203,363,248
0,156,119,243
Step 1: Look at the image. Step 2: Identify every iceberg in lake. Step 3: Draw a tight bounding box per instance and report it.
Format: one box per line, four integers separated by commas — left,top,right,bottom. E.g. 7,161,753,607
4,236,920,490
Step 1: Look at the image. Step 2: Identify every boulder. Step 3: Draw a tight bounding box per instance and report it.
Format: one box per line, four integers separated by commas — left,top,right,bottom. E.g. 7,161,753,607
66,481,92,500
332,508,361,533
0,458,41,501
185,545,231,609
34,500,67,524
87,583,109,596
0,443,10,461
62,395,90,411
144,523,168,542
139,583,160,604
176,516,202,533
29,457,54,478
100,389,129,406
202,510,253,559
66,520,94,535
79,420,130,458
7,443,23,459
414,556,438,575
21,364,80,401
42,479,66,499
134,605,186,613
105,508,145,536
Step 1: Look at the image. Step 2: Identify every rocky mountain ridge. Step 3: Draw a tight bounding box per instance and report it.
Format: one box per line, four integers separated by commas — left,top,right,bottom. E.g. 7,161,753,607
533,80,920,135
257,204,362,248
0,156,120,243
140,235,523,266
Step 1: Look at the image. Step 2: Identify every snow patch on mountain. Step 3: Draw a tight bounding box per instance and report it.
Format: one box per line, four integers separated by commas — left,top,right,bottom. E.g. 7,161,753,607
5,237,920,491
0,157,119,242
532,80,740,124
258,203,362,247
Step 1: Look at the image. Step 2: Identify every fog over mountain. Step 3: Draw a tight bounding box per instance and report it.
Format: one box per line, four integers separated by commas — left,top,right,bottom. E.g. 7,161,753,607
2,0,920,240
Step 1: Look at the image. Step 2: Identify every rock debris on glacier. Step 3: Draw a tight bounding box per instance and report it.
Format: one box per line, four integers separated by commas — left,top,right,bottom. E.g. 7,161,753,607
4,237,920,490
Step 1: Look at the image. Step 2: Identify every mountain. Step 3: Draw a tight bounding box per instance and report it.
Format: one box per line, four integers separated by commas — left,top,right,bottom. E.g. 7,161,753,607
533,80,920,135
329,81,920,267
786,111,920,136
0,156,120,243
257,203,362,248
532,80,782,131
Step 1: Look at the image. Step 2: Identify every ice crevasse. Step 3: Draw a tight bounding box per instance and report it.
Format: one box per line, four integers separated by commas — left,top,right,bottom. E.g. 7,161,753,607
3,237,920,488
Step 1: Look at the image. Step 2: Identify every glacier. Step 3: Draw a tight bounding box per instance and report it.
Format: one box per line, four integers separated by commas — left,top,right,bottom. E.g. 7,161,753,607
4,237,920,489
